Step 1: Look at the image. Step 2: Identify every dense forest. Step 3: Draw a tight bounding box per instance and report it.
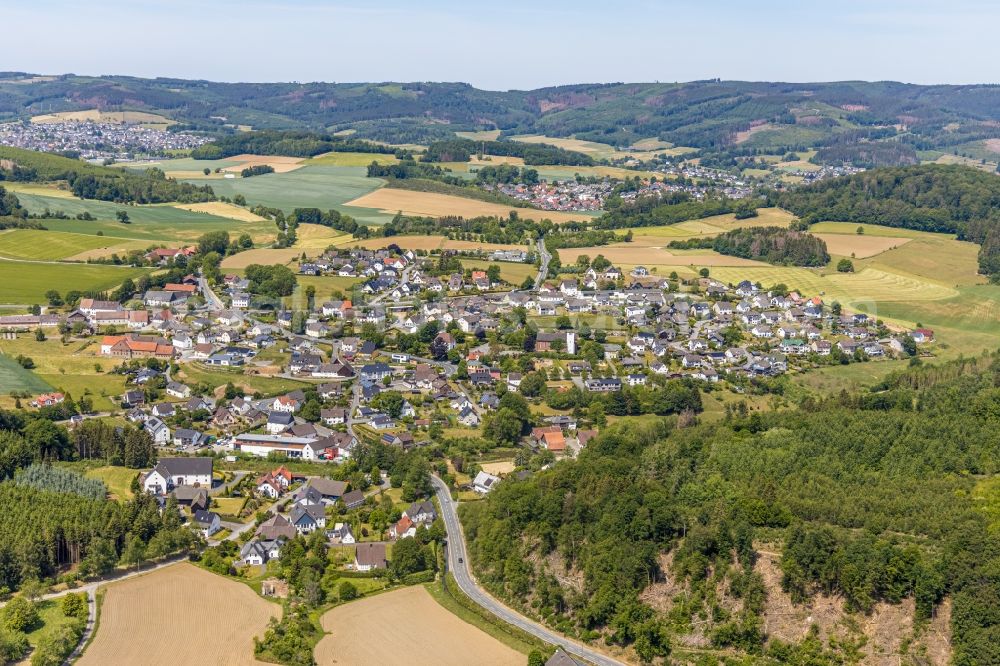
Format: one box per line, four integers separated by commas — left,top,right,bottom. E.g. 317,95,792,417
9,75,1000,154
669,227,830,266
595,192,758,230
776,164,1000,278
461,355,1000,664
189,130,399,159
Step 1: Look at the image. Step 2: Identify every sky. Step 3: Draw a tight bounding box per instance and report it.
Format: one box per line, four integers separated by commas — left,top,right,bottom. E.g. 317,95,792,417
6,0,1000,89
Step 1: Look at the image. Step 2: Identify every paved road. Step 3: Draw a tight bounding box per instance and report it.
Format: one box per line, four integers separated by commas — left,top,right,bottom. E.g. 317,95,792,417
431,476,625,666
200,272,225,310
534,238,551,290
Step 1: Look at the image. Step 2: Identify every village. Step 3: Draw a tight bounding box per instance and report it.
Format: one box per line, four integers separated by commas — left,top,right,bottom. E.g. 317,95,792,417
0,119,210,161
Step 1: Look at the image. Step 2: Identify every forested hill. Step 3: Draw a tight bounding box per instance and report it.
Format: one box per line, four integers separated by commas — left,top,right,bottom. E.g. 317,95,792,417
460,354,1000,664
775,164,1000,276
8,74,1000,152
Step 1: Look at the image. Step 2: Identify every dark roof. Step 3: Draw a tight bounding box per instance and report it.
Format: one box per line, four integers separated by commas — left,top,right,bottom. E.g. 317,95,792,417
354,542,387,568
308,477,348,498
156,457,212,476
546,649,584,666
342,489,365,507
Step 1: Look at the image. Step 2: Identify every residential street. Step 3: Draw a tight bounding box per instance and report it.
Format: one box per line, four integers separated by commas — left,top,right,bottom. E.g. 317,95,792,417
534,237,550,290
431,476,625,666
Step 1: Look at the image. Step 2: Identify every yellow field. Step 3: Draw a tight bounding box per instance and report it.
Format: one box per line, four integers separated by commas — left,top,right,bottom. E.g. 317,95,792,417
708,266,958,307
813,233,912,258
309,151,401,167
868,237,985,287
1,182,77,199
354,235,524,252
557,245,768,268
292,224,355,249
173,201,266,222
220,154,305,174
479,461,515,475
79,563,278,666
510,134,694,160
220,248,302,269
30,109,174,126
314,585,522,666
625,208,796,243
808,222,952,239
455,130,502,141
345,188,590,224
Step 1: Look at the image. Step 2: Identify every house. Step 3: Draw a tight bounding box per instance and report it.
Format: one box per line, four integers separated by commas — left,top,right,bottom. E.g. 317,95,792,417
256,514,298,541
165,382,191,399
354,543,388,572
170,485,210,513
267,411,295,434
341,489,365,509
546,648,585,666
304,477,348,504
584,378,622,392
329,522,356,544
192,510,221,538
172,428,204,448
473,470,500,494
241,537,284,566
390,515,416,540
29,392,64,408
457,406,480,427
142,458,213,495
404,500,437,525
144,417,171,445
290,503,326,534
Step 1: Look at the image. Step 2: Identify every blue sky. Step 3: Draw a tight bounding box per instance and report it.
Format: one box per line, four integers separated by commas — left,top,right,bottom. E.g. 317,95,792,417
7,0,999,88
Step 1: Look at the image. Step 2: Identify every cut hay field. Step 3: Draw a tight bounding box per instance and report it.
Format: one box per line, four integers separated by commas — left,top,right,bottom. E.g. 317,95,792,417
218,154,305,174
292,223,355,249
314,585,522,666
346,188,590,224
78,563,278,666
0,260,147,303
0,229,147,261
813,233,912,258
455,129,502,141
1,182,78,199
308,151,400,167
173,201,267,222
624,208,796,244
808,222,951,239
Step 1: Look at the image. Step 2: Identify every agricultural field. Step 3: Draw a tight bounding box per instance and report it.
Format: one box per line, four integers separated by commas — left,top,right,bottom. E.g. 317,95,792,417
556,245,768,270
220,248,303,270
12,192,275,243
308,151,400,167
354,235,525,252
173,201,267,222
808,222,951,239
314,585,523,666
30,108,174,127
812,233,912,259
78,563,278,666
0,261,146,304
0,335,127,410
509,134,694,160
292,223,355,250
455,129,502,141
345,188,590,224
0,229,148,261
0,353,51,394
177,362,309,397
624,207,796,245
188,165,391,225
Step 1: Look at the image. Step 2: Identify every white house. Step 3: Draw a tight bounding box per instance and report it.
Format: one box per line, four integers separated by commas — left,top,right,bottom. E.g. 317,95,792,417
473,471,500,494
143,458,213,495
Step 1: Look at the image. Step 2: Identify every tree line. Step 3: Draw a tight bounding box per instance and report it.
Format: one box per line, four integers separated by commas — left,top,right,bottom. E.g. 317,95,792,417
669,226,830,266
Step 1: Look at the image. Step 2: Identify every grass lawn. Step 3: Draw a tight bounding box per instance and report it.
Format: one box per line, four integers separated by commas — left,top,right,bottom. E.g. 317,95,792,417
212,497,246,518
84,466,138,500
24,599,81,648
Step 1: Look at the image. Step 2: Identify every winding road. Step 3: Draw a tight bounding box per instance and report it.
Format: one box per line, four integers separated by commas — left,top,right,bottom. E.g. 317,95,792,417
431,476,625,666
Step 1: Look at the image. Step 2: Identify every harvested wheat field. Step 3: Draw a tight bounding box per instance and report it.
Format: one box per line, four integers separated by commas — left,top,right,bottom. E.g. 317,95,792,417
480,460,515,475
314,585,522,666
221,248,302,269
220,154,306,174
173,201,267,222
813,233,911,258
355,235,524,252
557,245,768,267
346,188,589,224
79,563,278,666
